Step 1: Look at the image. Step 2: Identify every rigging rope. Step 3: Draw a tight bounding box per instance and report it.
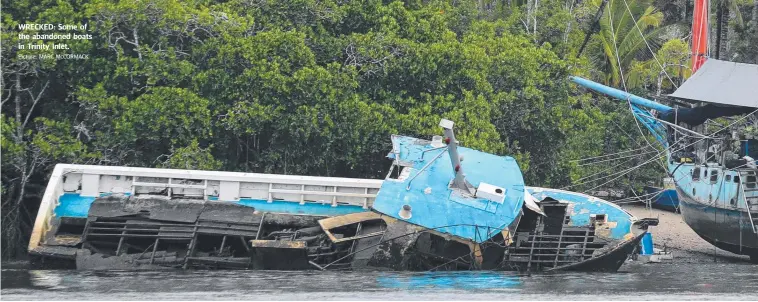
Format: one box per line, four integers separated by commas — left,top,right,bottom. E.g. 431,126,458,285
570,146,653,163
576,150,658,166
610,168,692,204
620,0,680,89
576,0,743,194
562,135,686,190
608,0,628,92
572,155,651,185
611,188,666,203
638,114,720,139
609,0,669,176
580,109,758,193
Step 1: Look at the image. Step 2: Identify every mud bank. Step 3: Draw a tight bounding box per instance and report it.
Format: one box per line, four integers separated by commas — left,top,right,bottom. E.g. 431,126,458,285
621,204,751,263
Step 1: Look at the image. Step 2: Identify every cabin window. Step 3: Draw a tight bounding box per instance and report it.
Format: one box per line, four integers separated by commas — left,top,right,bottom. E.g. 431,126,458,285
692,168,701,181
735,176,741,183
726,175,732,182
710,170,718,183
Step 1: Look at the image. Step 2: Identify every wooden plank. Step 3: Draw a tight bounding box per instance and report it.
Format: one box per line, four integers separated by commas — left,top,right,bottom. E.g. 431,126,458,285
149,238,159,264
526,233,537,271
182,222,200,269
115,224,127,255
553,228,565,266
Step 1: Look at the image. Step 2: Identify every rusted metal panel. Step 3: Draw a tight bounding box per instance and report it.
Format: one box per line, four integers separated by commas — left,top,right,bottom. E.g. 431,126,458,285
319,212,396,243
250,240,306,249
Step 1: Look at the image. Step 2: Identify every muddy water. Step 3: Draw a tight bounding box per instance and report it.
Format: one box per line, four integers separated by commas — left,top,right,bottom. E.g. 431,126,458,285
2,263,757,300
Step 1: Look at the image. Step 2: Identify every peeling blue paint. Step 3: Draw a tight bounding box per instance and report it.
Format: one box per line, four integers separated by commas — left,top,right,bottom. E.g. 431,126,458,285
527,188,633,240
667,162,752,209
55,192,134,217
54,193,366,219
55,193,98,218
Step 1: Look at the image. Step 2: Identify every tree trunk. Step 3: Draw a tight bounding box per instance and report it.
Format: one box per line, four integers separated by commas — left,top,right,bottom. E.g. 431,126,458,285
7,73,27,259
14,73,22,141
533,0,538,41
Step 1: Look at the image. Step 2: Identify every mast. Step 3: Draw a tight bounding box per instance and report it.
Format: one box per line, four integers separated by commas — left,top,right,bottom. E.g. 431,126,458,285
691,0,710,72
439,119,475,195
570,76,672,112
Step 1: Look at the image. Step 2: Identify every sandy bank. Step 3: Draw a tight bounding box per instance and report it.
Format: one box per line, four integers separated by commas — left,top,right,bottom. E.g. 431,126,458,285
621,204,751,263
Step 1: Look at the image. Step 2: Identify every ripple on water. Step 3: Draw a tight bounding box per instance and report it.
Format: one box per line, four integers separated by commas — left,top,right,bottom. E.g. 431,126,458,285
1,263,757,300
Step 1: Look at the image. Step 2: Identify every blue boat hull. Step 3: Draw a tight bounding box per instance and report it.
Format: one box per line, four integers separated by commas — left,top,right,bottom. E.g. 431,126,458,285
643,186,680,212
676,186,758,257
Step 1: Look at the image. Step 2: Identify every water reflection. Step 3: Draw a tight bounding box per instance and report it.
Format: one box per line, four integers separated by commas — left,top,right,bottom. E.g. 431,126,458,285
377,271,521,290
29,270,65,290
2,263,757,300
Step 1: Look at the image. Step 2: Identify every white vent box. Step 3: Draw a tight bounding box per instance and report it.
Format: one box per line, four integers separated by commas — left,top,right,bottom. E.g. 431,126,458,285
439,119,454,129
476,182,506,204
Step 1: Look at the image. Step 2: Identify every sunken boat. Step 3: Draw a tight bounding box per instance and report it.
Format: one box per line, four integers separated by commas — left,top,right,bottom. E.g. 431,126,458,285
29,119,655,271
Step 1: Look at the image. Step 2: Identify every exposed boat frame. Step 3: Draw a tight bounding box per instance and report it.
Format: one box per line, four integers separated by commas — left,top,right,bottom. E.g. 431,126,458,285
28,121,653,271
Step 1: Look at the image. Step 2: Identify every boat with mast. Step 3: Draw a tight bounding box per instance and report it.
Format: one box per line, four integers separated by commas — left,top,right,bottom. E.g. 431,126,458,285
572,0,758,262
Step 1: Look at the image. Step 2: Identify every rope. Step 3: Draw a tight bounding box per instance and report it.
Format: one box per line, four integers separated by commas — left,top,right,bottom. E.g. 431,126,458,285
581,109,758,193
562,136,686,190
609,0,669,177
638,114,720,139
570,146,653,163
620,0,679,89
608,0,628,91
609,167,694,204
576,150,658,166
609,187,666,204
571,156,646,185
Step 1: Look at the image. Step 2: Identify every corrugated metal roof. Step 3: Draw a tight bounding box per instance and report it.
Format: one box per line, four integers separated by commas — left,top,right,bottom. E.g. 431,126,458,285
669,59,758,108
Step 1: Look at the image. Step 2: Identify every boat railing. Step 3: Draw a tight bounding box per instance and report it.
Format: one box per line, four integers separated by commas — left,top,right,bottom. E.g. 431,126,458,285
738,180,758,234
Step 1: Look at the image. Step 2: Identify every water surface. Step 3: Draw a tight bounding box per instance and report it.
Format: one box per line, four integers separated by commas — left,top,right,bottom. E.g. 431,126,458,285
2,263,757,300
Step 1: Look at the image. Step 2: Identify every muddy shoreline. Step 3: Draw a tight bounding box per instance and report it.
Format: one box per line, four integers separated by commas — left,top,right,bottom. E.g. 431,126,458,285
621,204,752,264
